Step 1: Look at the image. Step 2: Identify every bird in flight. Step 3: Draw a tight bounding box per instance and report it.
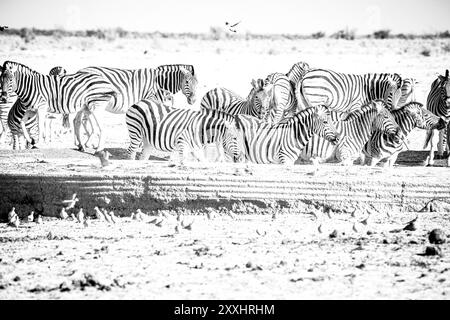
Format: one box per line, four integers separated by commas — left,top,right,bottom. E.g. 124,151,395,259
225,21,241,33
0,26,8,32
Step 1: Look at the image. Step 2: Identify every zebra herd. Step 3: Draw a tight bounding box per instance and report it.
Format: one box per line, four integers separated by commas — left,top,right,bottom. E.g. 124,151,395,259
0,60,449,168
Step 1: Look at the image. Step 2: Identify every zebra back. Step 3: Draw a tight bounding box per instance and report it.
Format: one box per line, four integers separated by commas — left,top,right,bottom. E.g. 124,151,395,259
298,69,403,113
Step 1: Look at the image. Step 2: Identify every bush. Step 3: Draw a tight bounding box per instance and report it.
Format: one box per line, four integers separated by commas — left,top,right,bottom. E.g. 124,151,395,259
330,29,355,40
438,31,450,38
311,31,325,39
442,44,450,53
373,29,390,39
19,28,35,43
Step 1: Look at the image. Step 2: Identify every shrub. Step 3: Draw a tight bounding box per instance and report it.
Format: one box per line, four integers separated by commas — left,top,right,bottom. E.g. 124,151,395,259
442,43,450,53
330,29,355,40
19,28,35,43
373,29,390,39
311,31,325,39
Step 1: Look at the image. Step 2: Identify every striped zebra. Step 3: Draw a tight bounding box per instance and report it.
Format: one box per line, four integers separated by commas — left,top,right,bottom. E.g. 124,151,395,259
300,100,402,165
234,105,339,165
4,66,67,149
199,79,271,160
77,64,196,114
0,61,117,151
363,102,445,167
260,73,298,124
423,70,450,165
286,61,311,88
396,78,418,108
125,99,242,163
297,69,403,119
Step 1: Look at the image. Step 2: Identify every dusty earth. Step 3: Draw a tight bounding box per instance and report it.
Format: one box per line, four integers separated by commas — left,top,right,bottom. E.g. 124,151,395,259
0,35,450,299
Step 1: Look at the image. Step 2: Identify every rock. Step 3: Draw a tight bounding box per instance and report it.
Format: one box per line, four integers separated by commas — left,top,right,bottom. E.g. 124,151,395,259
424,246,442,256
429,229,446,244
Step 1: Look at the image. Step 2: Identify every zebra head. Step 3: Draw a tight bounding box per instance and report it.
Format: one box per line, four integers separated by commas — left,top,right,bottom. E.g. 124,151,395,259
370,100,403,143
397,78,418,108
222,119,245,163
384,73,403,110
251,79,276,122
437,69,450,107
0,63,17,103
180,68,198,105
312,105,339,145
403,102,446,131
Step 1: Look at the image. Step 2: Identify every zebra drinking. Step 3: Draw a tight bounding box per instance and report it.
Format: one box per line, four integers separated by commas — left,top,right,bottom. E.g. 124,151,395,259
300,100,402,165
363,102,446,167
234,105,339,165
125,99,242,163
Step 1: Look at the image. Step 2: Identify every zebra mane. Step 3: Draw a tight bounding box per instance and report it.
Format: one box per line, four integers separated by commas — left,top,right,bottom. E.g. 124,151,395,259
393,101,423,112
156,64,195,76
2,61,40,75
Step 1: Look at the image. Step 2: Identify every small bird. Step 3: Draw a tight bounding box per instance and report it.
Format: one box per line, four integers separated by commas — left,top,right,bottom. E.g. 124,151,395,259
8,207,16,223
76,208,84,223
94,206,104,220
403,216,418,231
102,208,112,223
109,211,117,224
62,193,79,210
130,212,135,220
225,21,241,33
9,215,20,228
59,208,68,220
69,213,76,221
182,220,194,231
0,26,8,32
94,150,112,167
36,215,43,224
83,218,90,228
360,215,370,226
155,219,163,227
27,211,34,222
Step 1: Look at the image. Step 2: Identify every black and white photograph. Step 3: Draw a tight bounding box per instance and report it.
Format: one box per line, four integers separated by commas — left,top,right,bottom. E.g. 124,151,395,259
0,0,449,304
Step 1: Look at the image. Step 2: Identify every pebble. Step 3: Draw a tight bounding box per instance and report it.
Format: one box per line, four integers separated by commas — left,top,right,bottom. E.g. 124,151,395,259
424,246,442,256
429,229,446,244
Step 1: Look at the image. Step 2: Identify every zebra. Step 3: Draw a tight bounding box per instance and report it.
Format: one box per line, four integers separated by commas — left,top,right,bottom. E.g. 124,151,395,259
396,78,418,108
0,61,117,151
363,102,446,167
77,64,196,114
297,69,403,119
299,100,402,165
234,105,339,165
125,99,242,163
260,72,298,124
5,66,67,149
423,70,450,165
286,61,311,89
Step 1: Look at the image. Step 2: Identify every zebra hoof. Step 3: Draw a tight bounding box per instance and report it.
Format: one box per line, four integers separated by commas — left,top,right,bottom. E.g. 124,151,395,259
77,145,85,152
31,146,39,149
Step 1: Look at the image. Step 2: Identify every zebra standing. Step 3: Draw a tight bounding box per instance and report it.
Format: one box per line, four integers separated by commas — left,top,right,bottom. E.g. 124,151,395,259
234,105,339,165
363,102,445,167
260,72,298,124
286,61,311,89
297,69,403,118
300,100,402,165
423,70,450,165
0,61,117,151
5,66,67,149
77,64,197,114
125,99,242,163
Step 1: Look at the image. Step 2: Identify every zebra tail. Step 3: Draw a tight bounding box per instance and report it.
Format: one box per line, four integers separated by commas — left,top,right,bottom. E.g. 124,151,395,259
423,130,432,149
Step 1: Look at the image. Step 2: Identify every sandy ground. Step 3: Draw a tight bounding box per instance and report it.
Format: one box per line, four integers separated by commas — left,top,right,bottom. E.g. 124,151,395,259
1,35,450,299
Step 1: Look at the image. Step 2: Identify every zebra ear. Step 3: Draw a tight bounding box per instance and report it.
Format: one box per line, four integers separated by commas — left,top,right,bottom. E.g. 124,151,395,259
257,78,265,89
251,79,257,89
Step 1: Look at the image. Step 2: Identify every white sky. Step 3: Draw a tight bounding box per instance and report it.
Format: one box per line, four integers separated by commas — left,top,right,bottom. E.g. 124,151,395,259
1,0,450,35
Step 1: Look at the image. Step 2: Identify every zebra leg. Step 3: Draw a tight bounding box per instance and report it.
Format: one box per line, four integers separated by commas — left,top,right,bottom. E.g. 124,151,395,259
138,141,152,160
73,111,85,151
88,109,105,151
386,152,400,168
369,157,381,167
20,110,36,147
427,130,436,166
437,128,445,159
